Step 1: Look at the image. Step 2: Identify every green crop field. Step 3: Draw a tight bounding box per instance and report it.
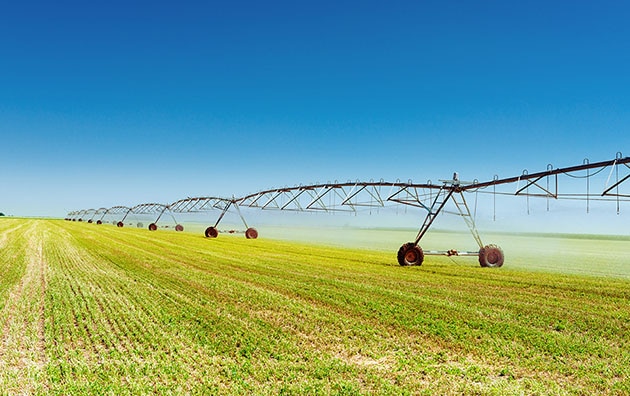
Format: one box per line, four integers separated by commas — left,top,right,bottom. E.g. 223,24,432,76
0,218,628,395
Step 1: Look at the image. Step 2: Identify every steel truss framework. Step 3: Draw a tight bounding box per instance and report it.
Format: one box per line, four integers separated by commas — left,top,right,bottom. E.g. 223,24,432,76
67,154,630,267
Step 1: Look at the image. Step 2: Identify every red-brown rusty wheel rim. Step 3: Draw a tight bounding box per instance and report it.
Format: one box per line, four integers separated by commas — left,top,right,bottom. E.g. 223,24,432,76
96,220,102,225
245,227,258,239
175,224,184,232
116,221,124,228
397,242,424,266
205,226,218,238
478,244,504,268
148,223,158,231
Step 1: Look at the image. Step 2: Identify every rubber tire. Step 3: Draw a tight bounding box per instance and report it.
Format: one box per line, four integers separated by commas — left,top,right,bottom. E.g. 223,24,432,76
175,224,184,232
205,226,219,238
245,227,258,239
88,219,93,223
478,244,504,267
96,220,102,225
148,223,158,231
397,242,424,266
116,221,124,228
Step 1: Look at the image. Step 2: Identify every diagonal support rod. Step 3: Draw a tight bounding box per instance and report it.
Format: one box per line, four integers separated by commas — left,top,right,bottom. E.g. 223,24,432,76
214,201,232,227
450,191,484,249
414,187,455,245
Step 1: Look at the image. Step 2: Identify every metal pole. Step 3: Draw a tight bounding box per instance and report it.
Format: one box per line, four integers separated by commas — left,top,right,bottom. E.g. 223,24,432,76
414,187,455,245
451,191,484,249
214,201,233,228
233,201,249,229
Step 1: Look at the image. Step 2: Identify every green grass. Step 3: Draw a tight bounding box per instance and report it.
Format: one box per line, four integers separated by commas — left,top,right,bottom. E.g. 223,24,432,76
0,218,629,394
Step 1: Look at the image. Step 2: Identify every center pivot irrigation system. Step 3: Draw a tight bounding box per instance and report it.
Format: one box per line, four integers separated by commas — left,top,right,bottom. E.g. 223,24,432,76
68,154,630,267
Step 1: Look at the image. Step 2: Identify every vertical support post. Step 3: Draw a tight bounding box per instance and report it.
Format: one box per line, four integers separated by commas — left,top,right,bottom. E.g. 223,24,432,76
546,164,553,211
616,153,621,214
584,158,590,213
493,175,498,221
522,170,530,215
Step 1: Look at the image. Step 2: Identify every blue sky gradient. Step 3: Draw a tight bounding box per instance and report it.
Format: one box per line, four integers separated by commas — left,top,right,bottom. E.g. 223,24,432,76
1,1,630,218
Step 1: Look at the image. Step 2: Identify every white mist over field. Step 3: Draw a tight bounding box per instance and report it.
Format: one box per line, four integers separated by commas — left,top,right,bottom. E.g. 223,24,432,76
133,199,630,280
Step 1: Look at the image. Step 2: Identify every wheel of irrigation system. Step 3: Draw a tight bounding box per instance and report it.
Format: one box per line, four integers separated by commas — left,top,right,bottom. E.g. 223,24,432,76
478,244,505,267
96,220,102,225
245,227,258,239
175,224,184,232
148,223,158,231
397,242,424,266
116,221,124,228
87,219,93,223
204,226,219,238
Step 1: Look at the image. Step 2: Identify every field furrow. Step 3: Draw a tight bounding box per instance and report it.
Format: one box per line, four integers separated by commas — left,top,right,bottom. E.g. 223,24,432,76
0,221,48,394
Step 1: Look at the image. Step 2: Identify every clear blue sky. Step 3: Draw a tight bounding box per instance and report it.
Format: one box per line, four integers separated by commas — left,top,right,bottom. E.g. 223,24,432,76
1,0,629,217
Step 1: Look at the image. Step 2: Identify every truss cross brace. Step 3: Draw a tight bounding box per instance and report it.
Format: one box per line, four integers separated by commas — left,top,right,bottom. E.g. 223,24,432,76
515,174,558,198
214,201,249,229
